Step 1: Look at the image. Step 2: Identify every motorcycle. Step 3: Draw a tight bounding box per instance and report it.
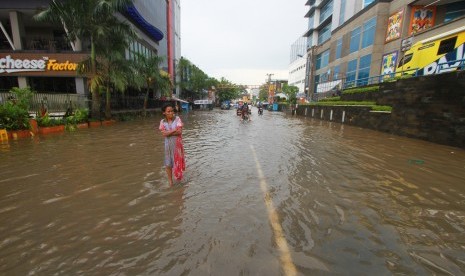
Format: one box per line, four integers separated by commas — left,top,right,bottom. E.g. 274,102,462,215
241,110,250,122
258,107,263,115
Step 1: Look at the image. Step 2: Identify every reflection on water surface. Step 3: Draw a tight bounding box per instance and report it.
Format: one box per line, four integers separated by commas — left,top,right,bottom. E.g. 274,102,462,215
1,109,465,275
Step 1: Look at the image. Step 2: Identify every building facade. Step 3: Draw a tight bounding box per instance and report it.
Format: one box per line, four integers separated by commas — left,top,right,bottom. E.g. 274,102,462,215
288,36,307,94
303,0,465,99
0,0,180,97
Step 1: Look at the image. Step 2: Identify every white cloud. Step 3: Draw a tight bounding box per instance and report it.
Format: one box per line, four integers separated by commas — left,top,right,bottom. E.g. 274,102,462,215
210,68,290,85
181,0,307,86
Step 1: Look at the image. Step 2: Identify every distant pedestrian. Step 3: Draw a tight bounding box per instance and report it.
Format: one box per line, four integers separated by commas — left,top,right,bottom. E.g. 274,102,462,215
158,103,185,186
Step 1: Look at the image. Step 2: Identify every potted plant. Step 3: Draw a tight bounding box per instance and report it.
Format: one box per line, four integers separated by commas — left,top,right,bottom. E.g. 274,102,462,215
37,113,65,135
65,108,89,130
75,109,89,129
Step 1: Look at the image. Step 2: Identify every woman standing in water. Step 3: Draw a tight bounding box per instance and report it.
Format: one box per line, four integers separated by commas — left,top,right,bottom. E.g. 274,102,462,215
158,104,185,186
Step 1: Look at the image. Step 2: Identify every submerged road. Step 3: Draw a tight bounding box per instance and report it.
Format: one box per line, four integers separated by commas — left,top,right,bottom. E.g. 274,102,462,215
1,107,465,275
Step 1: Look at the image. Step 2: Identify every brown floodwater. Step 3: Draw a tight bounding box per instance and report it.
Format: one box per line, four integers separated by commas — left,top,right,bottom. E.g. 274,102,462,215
1,107,465,275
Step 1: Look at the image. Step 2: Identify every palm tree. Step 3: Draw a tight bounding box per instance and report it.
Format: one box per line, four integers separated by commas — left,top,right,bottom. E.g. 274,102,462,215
34,0,134,118
78,17,135,119
132,54,172,115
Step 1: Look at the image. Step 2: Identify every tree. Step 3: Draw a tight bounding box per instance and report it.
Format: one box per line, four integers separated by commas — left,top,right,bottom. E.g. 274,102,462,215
258,84,269,102
78,17,135,119
177,57,192,99
35,0,135,118
283,84,299,105
177,57,217,101
216,77,239,103
132,54,169,114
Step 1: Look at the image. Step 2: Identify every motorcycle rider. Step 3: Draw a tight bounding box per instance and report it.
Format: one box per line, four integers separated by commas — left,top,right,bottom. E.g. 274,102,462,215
257,102,263,115
241,102,249,121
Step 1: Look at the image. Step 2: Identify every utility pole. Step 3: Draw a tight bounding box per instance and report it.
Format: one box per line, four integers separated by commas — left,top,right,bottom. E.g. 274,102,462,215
306,45,320,102
266,74,274,103
266,73,274,103
266,73,274,83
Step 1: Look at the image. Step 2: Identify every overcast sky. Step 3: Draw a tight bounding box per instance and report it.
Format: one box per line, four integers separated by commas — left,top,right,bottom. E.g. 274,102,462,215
181,0,308,85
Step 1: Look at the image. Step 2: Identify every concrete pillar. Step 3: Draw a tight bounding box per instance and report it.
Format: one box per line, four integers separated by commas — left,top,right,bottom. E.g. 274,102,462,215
73,39,87,97
9,11,24,50
75,78,87,95
9,11,28,88
74,38,82,51
17,77,28,88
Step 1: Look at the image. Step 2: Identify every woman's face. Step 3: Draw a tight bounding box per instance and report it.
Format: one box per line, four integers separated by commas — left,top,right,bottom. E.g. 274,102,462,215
164,106,175,119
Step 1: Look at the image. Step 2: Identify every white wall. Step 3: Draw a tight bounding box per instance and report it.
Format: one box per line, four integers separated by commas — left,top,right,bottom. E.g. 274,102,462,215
288,54,307,93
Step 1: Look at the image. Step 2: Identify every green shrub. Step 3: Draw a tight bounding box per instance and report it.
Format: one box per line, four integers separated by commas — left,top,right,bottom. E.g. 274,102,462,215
65,108,89,125
319,96,341,102
37,113,64,127
64,108,89,131
306,100,392,112
0,103,31,130
371,105,392,111
342,86,380,95
0,87,34,130
309,101,377,106
8,87,34,110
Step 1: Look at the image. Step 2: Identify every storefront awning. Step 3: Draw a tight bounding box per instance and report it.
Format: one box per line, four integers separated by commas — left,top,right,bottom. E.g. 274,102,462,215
125,5,164,42
172,96,189,104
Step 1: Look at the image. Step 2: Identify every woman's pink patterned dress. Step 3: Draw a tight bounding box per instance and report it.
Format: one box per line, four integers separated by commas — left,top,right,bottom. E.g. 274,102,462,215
159,116,186,180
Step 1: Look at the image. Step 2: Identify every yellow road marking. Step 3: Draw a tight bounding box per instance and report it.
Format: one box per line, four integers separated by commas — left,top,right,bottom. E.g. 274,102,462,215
251,145,297,276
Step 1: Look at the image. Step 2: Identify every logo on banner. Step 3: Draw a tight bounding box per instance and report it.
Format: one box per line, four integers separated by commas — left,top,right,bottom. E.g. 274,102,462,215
0,55,78,74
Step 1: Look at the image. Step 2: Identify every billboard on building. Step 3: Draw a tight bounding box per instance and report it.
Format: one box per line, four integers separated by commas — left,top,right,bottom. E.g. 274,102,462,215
385,9,404,43
380,51,398,80
409,6,436,35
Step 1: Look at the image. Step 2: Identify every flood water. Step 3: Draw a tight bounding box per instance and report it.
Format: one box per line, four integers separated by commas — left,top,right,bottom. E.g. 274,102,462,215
1,107,465,275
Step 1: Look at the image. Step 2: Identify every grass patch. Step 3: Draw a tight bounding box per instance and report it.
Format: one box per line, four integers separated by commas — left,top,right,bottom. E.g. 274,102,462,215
342,86,379,95
301,101,392,112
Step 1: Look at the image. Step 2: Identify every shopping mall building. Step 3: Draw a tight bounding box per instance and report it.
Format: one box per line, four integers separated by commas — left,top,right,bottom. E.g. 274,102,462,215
0,0,180,96
292,0,465,98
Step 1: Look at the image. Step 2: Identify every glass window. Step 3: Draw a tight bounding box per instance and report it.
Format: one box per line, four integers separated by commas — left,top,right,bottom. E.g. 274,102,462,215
318,22,332,44
308,14,314,30
363,0,375,8
314,74,320,95
320,72,329,82
339,0,346,26
349,27,361,53
333,65,340,79
307,36,313,49
316,54,322,70
361,17,376,49
320,0,333,24
316,49,330,70
335,38,342,59
346,59,357,87
437,36,457,55
445,1,465,22
357,54,371,86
